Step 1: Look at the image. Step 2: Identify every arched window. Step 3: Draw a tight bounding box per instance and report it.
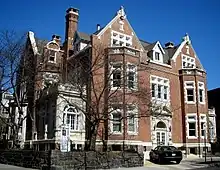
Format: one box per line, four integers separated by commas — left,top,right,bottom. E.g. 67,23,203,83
64,105,80,131
156,121,166,129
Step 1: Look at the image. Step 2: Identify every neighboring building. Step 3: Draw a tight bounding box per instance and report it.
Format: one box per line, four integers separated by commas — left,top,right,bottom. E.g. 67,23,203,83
208,88,220,145
0,92,13,141
16,6,215,157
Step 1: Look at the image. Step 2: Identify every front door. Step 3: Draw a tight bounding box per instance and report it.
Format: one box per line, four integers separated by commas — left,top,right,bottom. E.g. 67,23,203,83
156,131,166,146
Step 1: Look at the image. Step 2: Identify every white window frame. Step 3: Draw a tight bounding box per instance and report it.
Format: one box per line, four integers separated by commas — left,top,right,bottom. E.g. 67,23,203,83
200,114,207,139
110,106,123,134
198,82,205,104
64,105,81,131
186,113,197,139
127,64,137,90
110,62,123,90
127,105,138,135
111,30,132,47
150,75,170,102
182,55,195,69
184,81,195,104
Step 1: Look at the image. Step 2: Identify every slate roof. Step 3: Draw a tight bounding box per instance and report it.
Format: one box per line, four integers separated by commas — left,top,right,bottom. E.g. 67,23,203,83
78,32,91,42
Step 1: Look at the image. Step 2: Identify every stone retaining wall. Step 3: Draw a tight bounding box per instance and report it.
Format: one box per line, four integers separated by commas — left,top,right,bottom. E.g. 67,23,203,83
0,150,144,169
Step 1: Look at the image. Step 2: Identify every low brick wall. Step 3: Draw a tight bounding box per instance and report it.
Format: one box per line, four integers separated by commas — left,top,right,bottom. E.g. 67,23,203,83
51,150,144,170
0,150,144,169
0,150,50,169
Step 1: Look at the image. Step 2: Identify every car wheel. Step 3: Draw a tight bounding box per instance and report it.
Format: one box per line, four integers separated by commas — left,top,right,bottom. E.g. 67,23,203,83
158,157,163,164
149,155,153,162
176,159,181,164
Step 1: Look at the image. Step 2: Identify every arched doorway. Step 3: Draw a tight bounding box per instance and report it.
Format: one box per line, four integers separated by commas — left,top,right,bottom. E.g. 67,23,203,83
156,121,167,146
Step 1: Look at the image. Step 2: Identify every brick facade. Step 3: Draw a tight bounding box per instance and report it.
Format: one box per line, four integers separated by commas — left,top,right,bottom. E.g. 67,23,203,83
19,6,214,156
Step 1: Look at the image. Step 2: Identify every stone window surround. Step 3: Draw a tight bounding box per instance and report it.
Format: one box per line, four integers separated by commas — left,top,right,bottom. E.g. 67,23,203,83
186,113,198,139
200,114,207,139
109,104,139,135
150,75,170,102
110,62,138,91
182,54,195,69
184,81,196,104
198,81,205,104
111,30,132,47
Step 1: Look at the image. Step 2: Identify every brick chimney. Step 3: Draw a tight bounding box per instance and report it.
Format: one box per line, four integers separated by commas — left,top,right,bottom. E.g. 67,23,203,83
65,7,79,51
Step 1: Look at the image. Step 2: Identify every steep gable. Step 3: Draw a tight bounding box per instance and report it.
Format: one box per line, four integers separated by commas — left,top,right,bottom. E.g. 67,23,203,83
95,6,144,51
172,34,204,70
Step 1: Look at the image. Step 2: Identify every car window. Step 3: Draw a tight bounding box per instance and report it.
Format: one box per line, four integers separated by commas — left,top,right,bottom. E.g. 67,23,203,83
154,147,159,151
161,146,177,151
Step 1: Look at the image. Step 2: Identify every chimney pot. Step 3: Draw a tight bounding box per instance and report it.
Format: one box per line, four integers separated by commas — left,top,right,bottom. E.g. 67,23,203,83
66,7,79,15
165,42,174,48
97,24,101,31
52,34,61,45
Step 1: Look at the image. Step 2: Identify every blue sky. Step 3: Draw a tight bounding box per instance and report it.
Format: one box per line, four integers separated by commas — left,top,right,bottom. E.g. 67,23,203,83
0,0,219,90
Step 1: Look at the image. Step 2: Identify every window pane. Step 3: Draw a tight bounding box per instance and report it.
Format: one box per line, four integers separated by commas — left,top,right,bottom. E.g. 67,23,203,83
199,89,203,102
151,83,156,97
164,86,168,100
158,85,162,98
128,72,135,89
187,89,194,101
155,52,160,60
189,122,195,129
113,112,121,132
189,130,196,136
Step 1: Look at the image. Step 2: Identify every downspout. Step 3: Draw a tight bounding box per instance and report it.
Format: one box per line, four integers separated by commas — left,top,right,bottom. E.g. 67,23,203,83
194,69,201,157
122,48,126,151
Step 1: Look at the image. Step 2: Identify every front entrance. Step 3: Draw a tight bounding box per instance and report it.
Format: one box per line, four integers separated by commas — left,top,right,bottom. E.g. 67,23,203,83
156,121,168,146
156,131,166,145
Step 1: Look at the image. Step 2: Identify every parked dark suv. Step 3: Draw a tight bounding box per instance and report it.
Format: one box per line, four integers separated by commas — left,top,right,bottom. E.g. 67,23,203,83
149,146,183,164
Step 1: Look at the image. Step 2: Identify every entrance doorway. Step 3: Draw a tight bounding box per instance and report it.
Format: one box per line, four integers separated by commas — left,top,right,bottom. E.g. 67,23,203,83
156,121,167,146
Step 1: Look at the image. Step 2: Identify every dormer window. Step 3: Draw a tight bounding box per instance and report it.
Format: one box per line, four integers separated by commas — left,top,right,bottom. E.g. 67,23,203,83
155,52,160,61
49,50,56,63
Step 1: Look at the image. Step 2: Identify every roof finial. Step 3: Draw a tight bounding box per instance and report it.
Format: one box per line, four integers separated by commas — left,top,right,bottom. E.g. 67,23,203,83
117,6,126,19
182,33,191,44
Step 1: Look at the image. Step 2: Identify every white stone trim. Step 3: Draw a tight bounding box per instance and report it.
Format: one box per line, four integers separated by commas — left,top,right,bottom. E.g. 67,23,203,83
28,31,38,55
186,113,198,139
150,60,172,68
198,81,205,105
111,30,132,47
107,140,152,146
181,54,196,69
150,75,170,103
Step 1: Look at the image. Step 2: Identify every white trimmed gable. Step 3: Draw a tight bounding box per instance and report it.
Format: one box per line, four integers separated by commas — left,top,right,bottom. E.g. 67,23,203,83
152,41,164,63
96,6,145,51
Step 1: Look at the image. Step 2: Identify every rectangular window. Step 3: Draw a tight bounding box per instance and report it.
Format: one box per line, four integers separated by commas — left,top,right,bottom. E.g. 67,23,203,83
198,82,205,103
127,106,138,133
112,111,122,133
112,64,122,88
182,55,195,68
155,52,160,61
49,50,56,62
127,64,137,89
111,31,132,47
189,122,196,136
158,85,162,98
164,86,168,100
185,82,195,103
151,83,156,97
150,76,169,101
187,114,197,138
200,115,206,137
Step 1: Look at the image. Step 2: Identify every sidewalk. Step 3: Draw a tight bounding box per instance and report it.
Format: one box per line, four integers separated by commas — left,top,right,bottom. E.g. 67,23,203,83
0,164,34,170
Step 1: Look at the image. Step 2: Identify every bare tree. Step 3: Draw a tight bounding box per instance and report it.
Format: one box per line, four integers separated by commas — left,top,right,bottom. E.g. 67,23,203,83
0,30,42,148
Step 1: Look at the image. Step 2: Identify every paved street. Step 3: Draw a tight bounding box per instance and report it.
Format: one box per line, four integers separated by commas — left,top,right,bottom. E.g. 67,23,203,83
111,157,220,170
0,157,219,170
